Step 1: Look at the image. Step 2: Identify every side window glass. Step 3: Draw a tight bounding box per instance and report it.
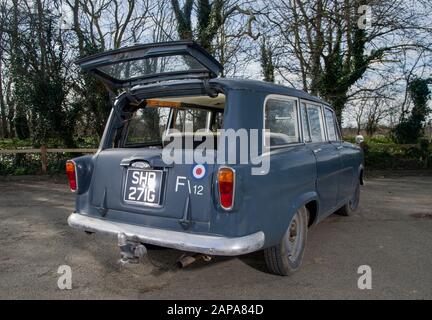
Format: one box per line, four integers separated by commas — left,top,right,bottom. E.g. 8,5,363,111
265,98,300,146
125,107,170,146
324,108,337,141
173,109,208,132
301,103,311,142
306,104,325,142
211,112,223,132
334,114,342,141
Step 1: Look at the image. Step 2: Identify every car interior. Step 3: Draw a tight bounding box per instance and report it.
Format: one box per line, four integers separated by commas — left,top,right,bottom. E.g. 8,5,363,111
115,94,226,150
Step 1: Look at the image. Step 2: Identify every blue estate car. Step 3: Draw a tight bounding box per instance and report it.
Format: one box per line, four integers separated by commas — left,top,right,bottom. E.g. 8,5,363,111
66,41,364,275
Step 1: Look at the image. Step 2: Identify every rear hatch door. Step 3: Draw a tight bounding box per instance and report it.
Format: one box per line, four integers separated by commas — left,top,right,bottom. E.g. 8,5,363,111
75,40,222,89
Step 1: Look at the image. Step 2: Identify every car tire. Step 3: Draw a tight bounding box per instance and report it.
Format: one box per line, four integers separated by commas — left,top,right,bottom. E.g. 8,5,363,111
336,179,360,216
264,206,308,276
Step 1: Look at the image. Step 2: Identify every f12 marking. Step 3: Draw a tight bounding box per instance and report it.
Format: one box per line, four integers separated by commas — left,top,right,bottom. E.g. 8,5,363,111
175,176,204,196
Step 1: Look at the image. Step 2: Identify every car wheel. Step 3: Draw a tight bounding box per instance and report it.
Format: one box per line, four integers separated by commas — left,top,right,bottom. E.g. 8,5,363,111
336,179,360,216
264,206,308,276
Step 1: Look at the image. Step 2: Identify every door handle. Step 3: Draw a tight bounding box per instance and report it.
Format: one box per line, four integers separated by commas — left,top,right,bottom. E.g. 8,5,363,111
313,148,322,153
336,146,343,150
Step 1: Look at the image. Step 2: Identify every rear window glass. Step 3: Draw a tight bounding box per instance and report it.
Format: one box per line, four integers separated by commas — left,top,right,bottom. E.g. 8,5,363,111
264,99,300,146
97,54,205,81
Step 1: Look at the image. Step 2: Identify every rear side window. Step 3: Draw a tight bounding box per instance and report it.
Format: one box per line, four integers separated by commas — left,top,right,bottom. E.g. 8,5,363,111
324,108,338,141
300,103,311,142
265,98,300,146
173,109,209,132
306,104,325,142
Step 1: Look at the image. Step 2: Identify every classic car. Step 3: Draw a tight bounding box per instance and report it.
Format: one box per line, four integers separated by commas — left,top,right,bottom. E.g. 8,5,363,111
66,41,364,275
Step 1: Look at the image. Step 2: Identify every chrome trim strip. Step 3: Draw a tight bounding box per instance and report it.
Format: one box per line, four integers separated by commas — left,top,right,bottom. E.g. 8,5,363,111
68,213,265,256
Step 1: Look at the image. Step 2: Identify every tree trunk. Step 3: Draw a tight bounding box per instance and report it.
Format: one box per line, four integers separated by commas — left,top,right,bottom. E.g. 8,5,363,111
11,0,30,139
0,54,9,138
260,38,275,83
5,80,15,138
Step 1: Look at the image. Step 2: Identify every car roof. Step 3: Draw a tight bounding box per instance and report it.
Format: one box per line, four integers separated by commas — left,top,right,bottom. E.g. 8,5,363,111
211,78,330,106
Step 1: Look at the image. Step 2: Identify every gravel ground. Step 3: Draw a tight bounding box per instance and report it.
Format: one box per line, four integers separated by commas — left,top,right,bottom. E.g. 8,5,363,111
0,172,431,299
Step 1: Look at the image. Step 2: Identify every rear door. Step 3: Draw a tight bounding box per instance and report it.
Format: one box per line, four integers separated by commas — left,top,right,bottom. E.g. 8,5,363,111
75,41,222,89
323,107,356,204
302,102,340,216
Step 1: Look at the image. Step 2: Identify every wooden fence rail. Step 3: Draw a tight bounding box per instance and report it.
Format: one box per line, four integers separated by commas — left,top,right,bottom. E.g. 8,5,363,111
0,147,97,173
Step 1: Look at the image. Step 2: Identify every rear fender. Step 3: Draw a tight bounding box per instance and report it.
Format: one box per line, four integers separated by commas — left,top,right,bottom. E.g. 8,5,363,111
265,191,319,247
72,155,95,194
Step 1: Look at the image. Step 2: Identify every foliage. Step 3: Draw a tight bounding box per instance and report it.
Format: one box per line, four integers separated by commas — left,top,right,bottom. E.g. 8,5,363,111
0,152,74,175
0,137,99,175
8,0,80,147
344,135,393,144
0,137,99,149
363,142,431,170
392,78,432,143
1,0,432,175
260,38,275,82
343,134,431,170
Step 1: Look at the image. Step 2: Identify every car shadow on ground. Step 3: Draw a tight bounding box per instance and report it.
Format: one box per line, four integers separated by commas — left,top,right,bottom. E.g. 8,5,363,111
238,251,269,273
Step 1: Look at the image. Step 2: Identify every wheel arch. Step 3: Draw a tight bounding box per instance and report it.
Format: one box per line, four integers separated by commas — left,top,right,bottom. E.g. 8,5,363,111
292,191,320,227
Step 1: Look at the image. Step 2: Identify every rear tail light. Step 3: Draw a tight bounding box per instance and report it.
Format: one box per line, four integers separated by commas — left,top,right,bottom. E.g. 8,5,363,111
66,161,77,192
218,167,235,210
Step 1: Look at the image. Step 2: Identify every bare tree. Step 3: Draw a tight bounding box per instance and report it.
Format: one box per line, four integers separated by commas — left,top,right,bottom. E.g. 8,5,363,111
265,0,432,122
170,0,260,76
0,0,9,138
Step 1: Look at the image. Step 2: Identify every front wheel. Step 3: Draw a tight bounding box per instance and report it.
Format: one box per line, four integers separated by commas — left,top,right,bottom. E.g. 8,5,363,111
264,206,308,276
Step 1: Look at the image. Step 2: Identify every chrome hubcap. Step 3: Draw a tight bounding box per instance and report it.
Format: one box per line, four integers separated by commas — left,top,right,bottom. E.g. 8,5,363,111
284,211,304,263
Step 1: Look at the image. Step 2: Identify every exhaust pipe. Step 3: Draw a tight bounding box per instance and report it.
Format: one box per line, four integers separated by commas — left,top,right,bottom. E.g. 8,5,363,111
177,253,212,268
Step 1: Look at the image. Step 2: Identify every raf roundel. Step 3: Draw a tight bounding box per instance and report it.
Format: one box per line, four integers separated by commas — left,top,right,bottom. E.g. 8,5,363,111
192,164,206,179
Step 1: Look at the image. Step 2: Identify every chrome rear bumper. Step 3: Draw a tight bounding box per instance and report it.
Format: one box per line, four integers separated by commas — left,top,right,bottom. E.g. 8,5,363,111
67,213,265,256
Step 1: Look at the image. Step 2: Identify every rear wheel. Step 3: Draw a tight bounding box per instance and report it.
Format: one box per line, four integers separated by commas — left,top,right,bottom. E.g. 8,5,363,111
264,206,308,276
336,179,360,216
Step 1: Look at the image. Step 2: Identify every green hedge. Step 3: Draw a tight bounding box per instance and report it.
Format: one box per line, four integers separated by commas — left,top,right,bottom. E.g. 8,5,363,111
0,137,99,175
344,136,431,170
0,137,99,149
363,142,431,170
0,152,76,175
1,137,431,175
